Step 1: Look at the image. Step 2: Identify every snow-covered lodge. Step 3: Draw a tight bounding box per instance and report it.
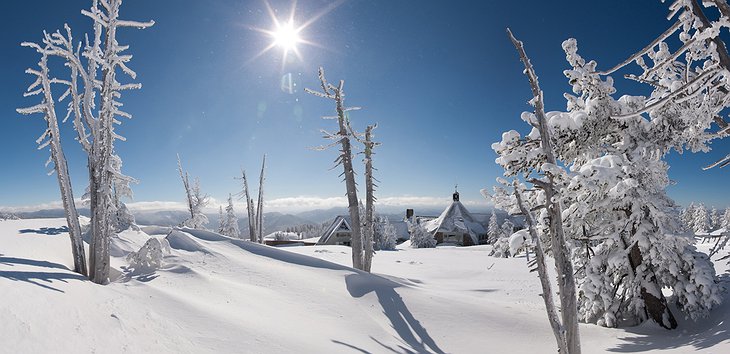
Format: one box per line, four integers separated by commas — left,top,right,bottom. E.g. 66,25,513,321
317,190,488,247
418,191,486,246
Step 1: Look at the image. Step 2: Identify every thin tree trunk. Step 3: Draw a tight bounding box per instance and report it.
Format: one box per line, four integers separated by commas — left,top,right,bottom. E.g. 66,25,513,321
362,125,376,273
256,155,266,244
336,88,364,271
508,28,581,354
240,170,257,242
514,184,568,354
32,53,87,276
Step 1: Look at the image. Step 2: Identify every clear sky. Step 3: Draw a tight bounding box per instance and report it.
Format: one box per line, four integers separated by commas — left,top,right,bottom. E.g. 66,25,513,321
1,0,728,213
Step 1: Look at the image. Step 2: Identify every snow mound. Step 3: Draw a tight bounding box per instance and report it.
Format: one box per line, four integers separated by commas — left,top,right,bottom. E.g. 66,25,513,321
165,230,212,254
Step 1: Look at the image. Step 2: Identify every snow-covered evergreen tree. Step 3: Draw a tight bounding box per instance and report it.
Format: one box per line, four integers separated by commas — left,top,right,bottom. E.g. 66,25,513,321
680,203,696,232
723,208,730,230
693,203,710,234
217,206,224,234
500,219,514,239
410,221,436,248
710,207,720,231
112,199,136,232
374,216,397,251
221,194,240,238
496,28,722,331
486,210,500,244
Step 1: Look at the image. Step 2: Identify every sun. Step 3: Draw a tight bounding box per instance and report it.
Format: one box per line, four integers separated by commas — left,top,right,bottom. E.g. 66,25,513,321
247,0,342,69
272,21,301,52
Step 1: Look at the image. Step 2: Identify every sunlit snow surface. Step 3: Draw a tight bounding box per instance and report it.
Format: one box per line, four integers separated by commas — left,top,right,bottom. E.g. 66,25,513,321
1,218,728,353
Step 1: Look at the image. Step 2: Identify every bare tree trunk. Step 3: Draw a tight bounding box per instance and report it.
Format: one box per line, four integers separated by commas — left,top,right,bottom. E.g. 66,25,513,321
508,28,581,354
256,155,266,244
19,53,88,276
362,125,377,273
178,154,195,221
514,184,567,354
306,68,364,271
240,170,257,242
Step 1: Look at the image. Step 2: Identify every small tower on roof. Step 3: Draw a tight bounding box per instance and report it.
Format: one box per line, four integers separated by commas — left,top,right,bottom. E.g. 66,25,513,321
452,184,460,202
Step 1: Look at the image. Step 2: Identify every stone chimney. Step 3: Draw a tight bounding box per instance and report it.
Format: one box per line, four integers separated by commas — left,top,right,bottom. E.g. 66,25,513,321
406,208,414,220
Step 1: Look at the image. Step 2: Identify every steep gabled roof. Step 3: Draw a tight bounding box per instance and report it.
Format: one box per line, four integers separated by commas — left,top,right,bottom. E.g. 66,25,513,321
422,200,485,244
317,215,352,245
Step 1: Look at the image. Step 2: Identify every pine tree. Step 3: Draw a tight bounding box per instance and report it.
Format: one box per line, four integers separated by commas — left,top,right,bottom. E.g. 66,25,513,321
710,207,720,230
222,194,240,238
410,221,436,248
487,210,500,244
218,206,224,234
374,216,397,251
693,203,710,234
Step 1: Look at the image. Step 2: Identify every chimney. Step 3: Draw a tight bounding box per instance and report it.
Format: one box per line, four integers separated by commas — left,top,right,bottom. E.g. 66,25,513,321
406,208,414,220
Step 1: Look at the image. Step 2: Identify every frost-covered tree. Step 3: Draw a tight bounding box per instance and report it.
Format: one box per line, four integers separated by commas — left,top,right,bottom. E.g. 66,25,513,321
177,156,209,229
496,30,580,353
255,155,266,244
487,210,500,244
693,203,710,234
111,197,136,232
18,0,153,283
306,67,365,270
237,169,257,242
710,207,720,230
497,18,723,333
236,155,266,243
723,208,730,230
351,124,379,272
17,48,87,276
410,221,436,249
374,216,397,251
500,219,515,239
680,203,696,231
217,206,224,234
126,237,169,275
221,194,240,238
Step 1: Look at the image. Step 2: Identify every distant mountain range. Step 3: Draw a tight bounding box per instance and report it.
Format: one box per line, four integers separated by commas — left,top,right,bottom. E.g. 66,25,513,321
3,204,517,236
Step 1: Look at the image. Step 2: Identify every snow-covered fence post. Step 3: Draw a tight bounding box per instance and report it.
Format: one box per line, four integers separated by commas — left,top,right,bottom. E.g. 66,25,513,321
306,67,364,271
507,28,580,354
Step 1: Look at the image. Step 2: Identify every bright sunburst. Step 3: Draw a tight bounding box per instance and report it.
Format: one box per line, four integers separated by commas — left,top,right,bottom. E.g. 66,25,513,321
248,0,342,69
272,21,301,52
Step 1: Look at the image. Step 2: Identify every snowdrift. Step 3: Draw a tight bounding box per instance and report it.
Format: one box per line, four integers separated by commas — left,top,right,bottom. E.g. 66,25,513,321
1,218,729,353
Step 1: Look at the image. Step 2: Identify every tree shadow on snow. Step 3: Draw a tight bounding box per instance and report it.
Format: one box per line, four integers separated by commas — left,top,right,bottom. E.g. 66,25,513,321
19,226,69,236
0,256,84,293
608,274,730,352
343,273,446,354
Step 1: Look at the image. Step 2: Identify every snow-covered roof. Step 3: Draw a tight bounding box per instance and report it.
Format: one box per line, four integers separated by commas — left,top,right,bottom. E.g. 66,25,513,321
317,216,352,244
422,200,485,245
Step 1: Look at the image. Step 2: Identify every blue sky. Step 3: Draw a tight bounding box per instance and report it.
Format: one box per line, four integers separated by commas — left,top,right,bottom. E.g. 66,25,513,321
1,0,729,212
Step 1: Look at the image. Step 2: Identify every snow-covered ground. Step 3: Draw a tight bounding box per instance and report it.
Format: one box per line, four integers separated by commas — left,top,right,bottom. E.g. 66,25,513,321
1,218,728,353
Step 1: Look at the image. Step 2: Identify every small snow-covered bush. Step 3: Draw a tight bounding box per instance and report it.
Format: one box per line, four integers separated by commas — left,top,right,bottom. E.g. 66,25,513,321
489,236,511,258
410,222,436,248
374,216,397,251
126,238,170,274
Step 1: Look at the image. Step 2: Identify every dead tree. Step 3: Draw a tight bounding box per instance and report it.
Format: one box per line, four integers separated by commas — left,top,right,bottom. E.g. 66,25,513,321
352,124,379,272
17,49,87,276
306,67,364,270
508,28,581,354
